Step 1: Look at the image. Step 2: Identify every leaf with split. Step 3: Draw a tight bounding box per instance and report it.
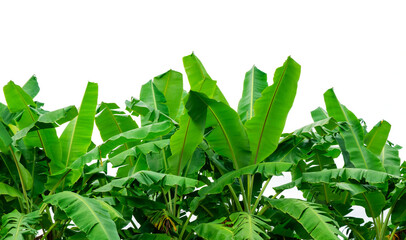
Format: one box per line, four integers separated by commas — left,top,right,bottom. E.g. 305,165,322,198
231,212,271,240
0,209,40,240
44,191,120,240
140,80,169,126
266,198,343,240
245,56,301,165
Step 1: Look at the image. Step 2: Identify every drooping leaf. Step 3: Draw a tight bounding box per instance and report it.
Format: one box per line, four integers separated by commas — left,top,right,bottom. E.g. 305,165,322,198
0,182,23,199
195,221,234,240
237,66,268,123
44,191,120,240
311,107,329,122
62,121,173,185
231,212,271,240
266,198,343,240
392,192,406,224
153,70,183,120
95,170,199,193
0,122,12,153
364,120,391,155
189,91,251,169
324,89,385,171
245,56,301,164
0,210,40,240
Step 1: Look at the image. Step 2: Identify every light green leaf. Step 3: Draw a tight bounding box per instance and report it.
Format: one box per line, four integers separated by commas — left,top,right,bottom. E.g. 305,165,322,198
3,81,36,113
44,191,120,240
364,120,391,155
324,89,385,171
195,221,234,240
380,144,401,176
231,212,271,240
58,82,98,172
22,75,39,99
140,80,169,125
246,56,301,164
237,65,268,123
182,53,228,104
153,70,183,120
352,191,386,218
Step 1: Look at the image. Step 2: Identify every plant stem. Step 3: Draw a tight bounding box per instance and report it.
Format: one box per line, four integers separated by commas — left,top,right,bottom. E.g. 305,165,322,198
9,146,30,212
39,169,72,214
380,187,406,240
227,184,243,212
389,224,400,240
179,210,194,239
40,221,58,240
251,178,271,212
238,177,250,213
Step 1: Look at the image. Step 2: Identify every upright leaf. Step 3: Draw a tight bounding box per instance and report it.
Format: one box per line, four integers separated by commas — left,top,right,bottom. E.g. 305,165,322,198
245,57,301,164
380,144,401,176
22,75,40,99
237,66,267,123
44,191,120,240
190,91,251,169
324,89,385,171
167,95,206,175
182,53,228,104
58,82,98,172
153,70,183,120
364,120,391,155
140,80,169,125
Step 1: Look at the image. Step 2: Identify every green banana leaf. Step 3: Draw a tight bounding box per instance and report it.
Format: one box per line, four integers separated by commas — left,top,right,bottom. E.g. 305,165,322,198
140,80,169,125
364,120,391,155
0,122,12,153
245,56,301,164
300,168,395,185
22,75,40,99
324,89,385,171
182,53,228,104
167,94,206,175
44,191,120,240
380,144,401,176
108,139,170,167
58,82,98,172
189,91,251,169
153,70,183,120
0,182,23,199
0,210,40,240
266,198,343,240
392,192,406,224
237,65,268,123
94,170,199,193
231,212,271,240
352,191,386,218
195,219,234,240
190,162,292,211
3,81,62,171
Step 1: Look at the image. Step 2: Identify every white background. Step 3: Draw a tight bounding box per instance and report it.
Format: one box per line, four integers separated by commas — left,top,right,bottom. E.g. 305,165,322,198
1,0,405,214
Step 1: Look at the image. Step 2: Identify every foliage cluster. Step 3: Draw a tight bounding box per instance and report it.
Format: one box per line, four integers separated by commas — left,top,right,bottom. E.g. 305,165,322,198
0,53,404,240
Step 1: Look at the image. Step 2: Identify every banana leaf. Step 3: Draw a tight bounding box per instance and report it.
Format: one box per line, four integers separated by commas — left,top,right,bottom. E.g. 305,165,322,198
364,120,391,155
44,191,120,240
237,65,268,123
153,70,183,120
324,89,385,171
245,56,301,164
266,198,343,240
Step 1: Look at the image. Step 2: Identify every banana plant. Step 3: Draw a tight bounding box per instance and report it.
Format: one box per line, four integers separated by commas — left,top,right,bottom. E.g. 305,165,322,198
275,88,405,240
